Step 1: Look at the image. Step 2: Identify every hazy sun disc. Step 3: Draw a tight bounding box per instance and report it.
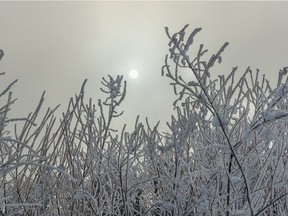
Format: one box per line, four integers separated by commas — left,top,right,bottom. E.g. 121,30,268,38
129,69,139,79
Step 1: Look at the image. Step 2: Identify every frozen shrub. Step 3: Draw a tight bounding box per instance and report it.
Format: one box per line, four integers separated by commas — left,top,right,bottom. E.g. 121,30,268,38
1,25,288,215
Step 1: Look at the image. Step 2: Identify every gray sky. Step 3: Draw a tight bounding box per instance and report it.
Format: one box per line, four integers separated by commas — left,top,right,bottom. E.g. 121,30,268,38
0,1,288,132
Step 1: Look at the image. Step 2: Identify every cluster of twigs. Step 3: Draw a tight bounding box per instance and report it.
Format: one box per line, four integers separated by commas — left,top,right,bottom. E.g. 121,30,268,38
0,25,288,216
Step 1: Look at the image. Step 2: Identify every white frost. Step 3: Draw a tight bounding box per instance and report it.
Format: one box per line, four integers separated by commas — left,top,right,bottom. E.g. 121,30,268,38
231,176,242,184
212,113,227,127
74,191,84,200
197,201,208,213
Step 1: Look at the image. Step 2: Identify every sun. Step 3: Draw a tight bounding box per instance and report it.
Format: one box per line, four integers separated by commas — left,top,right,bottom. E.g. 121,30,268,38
129,69,139,79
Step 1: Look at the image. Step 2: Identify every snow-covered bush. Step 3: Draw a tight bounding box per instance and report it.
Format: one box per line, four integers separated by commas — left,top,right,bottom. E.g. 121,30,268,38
159,25,288,216
1,25,288,215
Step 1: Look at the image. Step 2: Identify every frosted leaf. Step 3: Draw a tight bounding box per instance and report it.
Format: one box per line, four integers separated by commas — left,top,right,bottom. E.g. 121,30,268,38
197,201,208,213
157,200,175,211
212,116,220,127
34,186,41,195
230,209,246,216
274,84,288,98
200,106,208,118
157,144,173,153
188,81,198,86
189,120,197,131
274,182,284,190
111,90,118,98
212,113,227,127
275,86,283,97
264,111,288,122
261,127,269,138
57,164,65,171
273,110,288,119
175,194,187,202
242,128,253,142
181,57,186,66
162,202,175,211
74,191,84,200
259,190,265,197
173,178,180,186
231,176,241,184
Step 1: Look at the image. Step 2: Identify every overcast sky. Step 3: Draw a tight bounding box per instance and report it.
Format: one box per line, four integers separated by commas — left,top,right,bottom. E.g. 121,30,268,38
0,1,288,132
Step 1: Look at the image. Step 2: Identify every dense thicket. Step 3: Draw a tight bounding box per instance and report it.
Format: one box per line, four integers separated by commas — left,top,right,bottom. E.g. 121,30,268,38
0,25,288,215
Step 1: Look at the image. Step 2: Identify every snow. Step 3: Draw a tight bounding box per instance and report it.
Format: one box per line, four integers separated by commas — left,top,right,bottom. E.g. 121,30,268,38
212,112,227,127
74,191,85,200
2,24,288,215
230,176,242,184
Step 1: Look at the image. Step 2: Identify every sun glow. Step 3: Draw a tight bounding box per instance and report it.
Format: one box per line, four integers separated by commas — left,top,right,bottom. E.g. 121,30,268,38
129,69,139,79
